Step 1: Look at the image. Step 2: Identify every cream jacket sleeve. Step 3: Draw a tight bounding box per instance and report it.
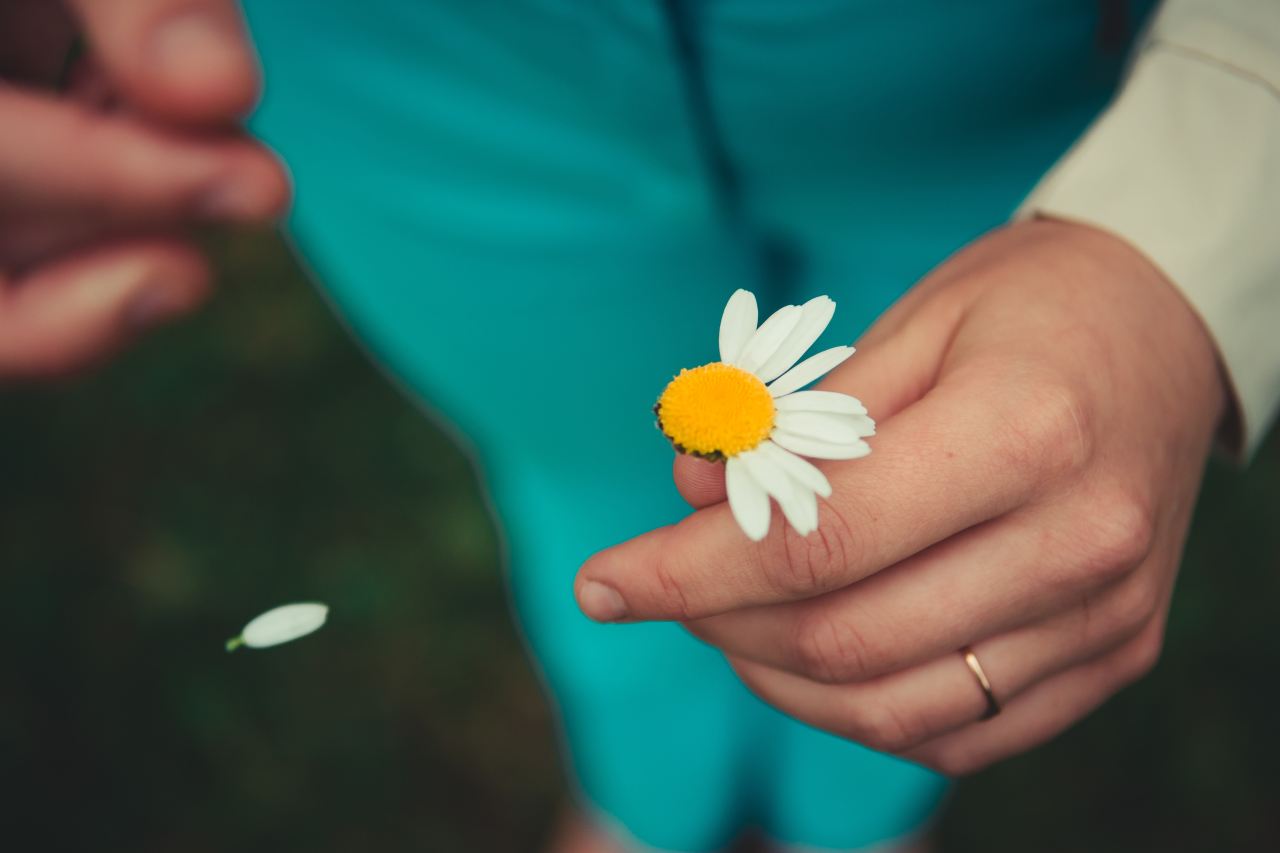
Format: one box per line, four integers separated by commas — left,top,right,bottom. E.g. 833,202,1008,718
1016,0,1280,455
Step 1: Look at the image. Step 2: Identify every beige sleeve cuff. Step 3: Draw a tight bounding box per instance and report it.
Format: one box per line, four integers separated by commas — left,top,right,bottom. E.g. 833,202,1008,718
1016,2,1280,456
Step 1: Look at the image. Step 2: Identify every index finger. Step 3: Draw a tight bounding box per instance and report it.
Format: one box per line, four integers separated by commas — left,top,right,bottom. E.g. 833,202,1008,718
0,87,287,220
575,364,1085,622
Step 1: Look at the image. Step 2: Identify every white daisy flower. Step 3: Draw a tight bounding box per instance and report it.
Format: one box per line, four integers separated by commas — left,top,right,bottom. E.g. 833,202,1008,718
655,289,874,542
226,602,329,652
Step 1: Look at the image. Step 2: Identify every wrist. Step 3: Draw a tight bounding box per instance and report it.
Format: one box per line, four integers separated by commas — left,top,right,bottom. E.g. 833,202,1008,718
1030,216,1233,451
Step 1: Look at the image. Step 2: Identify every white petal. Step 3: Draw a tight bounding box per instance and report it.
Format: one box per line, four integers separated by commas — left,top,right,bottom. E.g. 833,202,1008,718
726,455,771,541
787,481,819,536
771,430,872,460
718,289,758,364
768,346,855,397
758,440,832,498
776,411,876,443
740,448,817,536
736,305,802,373
240,602,329,649
775,390,867,417
752,296,836,384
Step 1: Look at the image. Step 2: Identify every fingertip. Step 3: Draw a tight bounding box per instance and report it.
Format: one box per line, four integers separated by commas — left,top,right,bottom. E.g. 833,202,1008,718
674,454,727,508
0,240,211,378
122,243,212,332
147,10,261,120
576,522,714,623
248,146,292,218
63,239,212,339
202,143,293,221
723,654,761,685
576,579,629,623
81,3,262,124
575,536,647,623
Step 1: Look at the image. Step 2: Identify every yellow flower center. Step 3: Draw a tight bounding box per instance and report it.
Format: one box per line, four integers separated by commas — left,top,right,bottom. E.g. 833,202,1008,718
656,362,775,459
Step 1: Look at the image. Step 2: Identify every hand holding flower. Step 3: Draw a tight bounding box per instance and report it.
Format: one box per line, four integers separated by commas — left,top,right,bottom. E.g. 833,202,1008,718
575,219,1225,775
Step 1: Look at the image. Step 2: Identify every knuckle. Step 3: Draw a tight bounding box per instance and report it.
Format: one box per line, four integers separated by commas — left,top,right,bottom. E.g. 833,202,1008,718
792,610,872,683
651,551,694,620
770,500,858,597
846,700,925,754
1074,486,1156,584
1001,379,1093,479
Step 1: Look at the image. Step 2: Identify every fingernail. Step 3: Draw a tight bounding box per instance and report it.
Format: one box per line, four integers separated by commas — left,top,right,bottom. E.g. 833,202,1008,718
125,283,183,332
578,581,628,623
150,11,238,75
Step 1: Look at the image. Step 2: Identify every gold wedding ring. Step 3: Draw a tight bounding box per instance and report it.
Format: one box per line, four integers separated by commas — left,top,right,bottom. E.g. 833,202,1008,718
960,646,1001,721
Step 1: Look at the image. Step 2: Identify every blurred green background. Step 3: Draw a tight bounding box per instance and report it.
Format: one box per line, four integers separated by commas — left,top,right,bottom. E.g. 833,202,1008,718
2,228,1278,852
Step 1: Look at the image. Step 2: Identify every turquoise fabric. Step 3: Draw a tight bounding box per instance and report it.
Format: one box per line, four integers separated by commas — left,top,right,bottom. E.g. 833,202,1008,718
243,2,1153,849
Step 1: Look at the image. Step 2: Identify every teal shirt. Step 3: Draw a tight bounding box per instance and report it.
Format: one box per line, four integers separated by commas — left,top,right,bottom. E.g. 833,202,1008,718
244,2,1154,848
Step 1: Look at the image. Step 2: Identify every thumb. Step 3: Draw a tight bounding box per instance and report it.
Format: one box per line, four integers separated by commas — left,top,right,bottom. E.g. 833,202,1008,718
67,0,259,123
673,454,726,509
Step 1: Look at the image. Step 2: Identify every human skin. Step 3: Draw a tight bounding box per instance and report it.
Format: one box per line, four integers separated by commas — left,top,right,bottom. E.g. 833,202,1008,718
576,218,1228,775
0,0,287,378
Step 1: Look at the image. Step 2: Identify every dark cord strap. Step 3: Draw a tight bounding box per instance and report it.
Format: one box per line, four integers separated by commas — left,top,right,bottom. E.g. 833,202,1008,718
659,0,742,222
658,0,798,291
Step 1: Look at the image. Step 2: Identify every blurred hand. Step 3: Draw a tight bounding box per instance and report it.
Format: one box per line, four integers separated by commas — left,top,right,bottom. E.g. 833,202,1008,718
0,0,287,377
576,219,1227,775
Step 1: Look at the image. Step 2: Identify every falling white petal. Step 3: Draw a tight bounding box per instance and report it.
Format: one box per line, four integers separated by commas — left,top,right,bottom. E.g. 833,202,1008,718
753,296,836,384
740,448,817,536
726,455,772,541
718,289,758,364
232,602,329,651
776,411,876,444
772,430,872,460
775,390,867,417
758,440,832,498
736,305,802,373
